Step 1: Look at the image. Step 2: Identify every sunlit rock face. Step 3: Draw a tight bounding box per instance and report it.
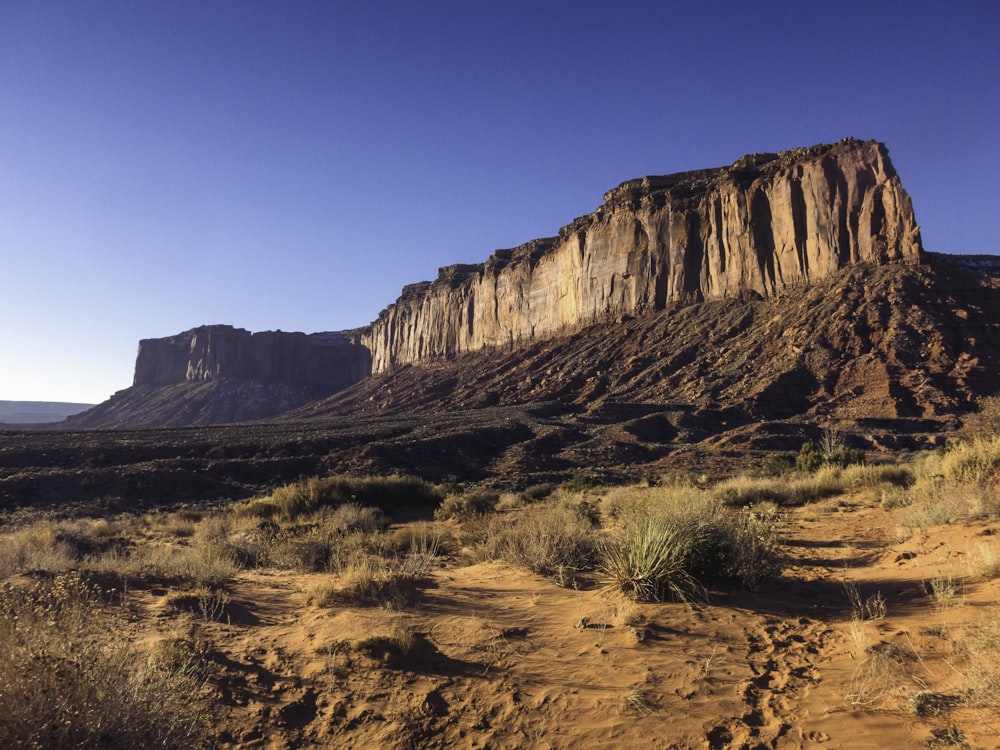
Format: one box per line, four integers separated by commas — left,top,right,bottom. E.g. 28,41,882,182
363,138,923,372
133,325,370,389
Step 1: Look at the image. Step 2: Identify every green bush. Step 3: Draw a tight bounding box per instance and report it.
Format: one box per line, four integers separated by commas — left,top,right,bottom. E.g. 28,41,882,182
564,472,603,493
796,442,823,473
761,451,797,477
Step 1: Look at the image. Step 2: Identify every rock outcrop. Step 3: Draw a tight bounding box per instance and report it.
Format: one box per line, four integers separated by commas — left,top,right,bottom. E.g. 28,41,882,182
74,137,933,429
133,325,370,390
363,138,922,372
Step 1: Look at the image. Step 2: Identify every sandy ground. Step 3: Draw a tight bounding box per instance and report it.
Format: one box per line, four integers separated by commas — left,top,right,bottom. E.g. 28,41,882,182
131,490,1000,749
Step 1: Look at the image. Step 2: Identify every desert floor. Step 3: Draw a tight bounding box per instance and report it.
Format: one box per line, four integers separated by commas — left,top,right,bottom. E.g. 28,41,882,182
99,485,998,750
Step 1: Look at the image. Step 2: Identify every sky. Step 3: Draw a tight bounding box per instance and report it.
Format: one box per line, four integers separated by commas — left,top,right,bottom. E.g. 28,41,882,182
1,1,998,404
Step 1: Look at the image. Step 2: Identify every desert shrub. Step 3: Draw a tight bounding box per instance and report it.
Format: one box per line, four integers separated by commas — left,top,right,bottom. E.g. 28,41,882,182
964,395,1000,441
474,502,599,585
905,437,1000,523
53,517,132,556
242,474,442,522
712,475,788,507
393,522,451,578
193,513,231,545
720,505,784,590
0,573,212,748
935,436,1000,486
165,585,232,622
434,490,499,521
355,619,418,664
87,540,238,587
713,466,846,507
0,523,77,577
333,552,423,605
601,486,783,598
564,472,603,493
521,482,555,502
796,442,823,473
760,451,797,477
601,517,703,602
840,462,914,489
327,502,389,534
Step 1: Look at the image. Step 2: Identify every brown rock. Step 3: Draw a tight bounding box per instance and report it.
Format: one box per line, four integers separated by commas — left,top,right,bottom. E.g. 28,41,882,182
133,325,370,390
363,138,922,372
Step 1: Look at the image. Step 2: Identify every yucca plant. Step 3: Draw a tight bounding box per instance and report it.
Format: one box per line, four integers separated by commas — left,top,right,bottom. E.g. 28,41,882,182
600,518,704,602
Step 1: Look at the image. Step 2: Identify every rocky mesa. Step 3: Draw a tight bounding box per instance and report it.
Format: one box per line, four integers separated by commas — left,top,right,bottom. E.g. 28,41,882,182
132,325,370,390
72,138,931,429
363,137,922,371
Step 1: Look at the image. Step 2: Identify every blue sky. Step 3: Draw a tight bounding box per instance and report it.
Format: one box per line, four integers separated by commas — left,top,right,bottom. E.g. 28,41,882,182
2,1,997,403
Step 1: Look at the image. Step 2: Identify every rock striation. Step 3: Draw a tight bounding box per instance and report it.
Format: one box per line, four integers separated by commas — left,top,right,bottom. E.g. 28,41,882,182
133,325,370,390
363,138,922,372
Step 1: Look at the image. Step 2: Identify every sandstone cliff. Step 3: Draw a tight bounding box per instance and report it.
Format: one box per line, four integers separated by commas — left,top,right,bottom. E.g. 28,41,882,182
132,325,371,390
363,138,922,372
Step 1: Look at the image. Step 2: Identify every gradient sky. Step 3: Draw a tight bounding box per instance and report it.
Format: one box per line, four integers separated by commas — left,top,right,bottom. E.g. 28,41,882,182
2,1,998,403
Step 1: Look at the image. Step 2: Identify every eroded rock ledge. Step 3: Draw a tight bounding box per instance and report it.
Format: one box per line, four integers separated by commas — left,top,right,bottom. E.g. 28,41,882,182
363,138,922,372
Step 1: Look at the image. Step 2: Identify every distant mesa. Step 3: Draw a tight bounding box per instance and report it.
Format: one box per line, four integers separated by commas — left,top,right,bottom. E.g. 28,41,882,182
68,137,950,430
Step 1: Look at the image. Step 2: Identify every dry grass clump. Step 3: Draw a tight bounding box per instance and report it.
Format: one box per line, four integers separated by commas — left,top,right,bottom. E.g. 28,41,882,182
962,614,1000,709
0,516,136,578
905,437,1000,525
240,474,441,522
963,395,1000,442
711,465,847,507
0,522,78,577
354,618,419,664
473,501,599,586
87,540,239,587
165,584,233,622
333,553,424,605
434,489,500,521
0,573,213,748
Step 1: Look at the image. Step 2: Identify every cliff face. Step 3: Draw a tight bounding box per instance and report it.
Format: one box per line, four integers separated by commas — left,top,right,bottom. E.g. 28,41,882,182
363,138,923,372
133,325,371,390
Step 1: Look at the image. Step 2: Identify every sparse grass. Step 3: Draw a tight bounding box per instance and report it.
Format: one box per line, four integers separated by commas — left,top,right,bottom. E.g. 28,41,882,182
165,585,232,622
624,686,655,715
927,574,963,609
962,614,1000,709
844,580,887,621
0,573,213,748
355,618,418,664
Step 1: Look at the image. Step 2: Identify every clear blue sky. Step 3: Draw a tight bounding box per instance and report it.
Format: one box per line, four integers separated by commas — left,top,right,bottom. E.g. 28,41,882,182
2,1,997,403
